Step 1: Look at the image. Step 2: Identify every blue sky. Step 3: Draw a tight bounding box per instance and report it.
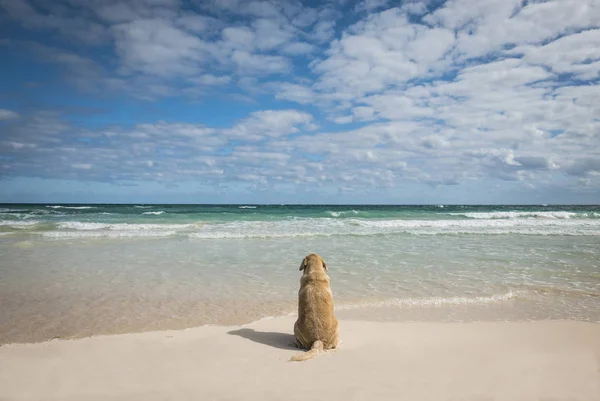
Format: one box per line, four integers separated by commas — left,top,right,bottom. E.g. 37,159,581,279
0,0,599,204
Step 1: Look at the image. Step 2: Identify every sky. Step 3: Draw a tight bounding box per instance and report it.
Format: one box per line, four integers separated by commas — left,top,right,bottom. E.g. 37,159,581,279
0,0,599,204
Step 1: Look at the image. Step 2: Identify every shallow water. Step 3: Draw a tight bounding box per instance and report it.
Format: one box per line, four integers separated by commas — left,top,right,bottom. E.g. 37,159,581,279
1,204,599,344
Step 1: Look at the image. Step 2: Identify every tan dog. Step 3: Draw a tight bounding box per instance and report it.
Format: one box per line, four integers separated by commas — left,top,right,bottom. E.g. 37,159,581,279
290,253,340,362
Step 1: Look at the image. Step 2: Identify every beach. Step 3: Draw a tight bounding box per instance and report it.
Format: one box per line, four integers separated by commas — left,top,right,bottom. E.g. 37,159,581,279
1,317,599,401
1,204,599,399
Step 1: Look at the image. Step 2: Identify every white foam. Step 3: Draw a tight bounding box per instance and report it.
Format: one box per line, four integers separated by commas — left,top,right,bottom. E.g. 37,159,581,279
336,291,520,310
446,211,579,219
187,217,600,239
134,205,153,209
42,230,177,238
16,214,600,240
239,206,257,209
57,221,193,231
142,211,165,215
46,206,95,210
0,220,41,228
326,210,360,217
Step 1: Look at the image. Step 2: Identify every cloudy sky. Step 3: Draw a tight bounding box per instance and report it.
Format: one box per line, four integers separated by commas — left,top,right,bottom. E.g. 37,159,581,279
0,0,599,204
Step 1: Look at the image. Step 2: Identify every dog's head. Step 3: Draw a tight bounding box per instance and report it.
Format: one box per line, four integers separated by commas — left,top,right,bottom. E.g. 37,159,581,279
299,253,328,273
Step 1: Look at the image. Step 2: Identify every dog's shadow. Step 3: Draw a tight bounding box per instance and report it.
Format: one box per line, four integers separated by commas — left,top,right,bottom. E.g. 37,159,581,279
227,328,298,350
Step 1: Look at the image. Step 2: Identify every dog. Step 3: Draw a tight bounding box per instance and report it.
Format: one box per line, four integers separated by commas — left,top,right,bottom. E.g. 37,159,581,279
290,253,340,362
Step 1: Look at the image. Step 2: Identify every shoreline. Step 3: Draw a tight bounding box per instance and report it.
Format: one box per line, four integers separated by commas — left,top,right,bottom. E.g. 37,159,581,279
1,316,599,401
2,292,599,347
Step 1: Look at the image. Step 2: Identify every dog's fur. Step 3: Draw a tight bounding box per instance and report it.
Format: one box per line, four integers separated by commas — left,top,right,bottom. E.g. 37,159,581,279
290,253,340,362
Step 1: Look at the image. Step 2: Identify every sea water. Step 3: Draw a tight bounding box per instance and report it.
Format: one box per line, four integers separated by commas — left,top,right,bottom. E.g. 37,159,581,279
1,204,599,344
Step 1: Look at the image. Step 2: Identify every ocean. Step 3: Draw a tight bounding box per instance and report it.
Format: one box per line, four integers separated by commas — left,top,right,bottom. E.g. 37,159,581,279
1,203,599,344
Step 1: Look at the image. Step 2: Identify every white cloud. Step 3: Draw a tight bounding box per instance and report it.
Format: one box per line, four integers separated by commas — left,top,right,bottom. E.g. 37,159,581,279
221,26,255,50
231,50,289,75
510,29,600,80
272,82,317,104
72,164,92,170
188,74,231,86
112,19,206,77
224,109,317,141
310,20,336,43
281,42,315,55
0,109,20,120
311,8,455,100
252,18,294,50
427,0,600,61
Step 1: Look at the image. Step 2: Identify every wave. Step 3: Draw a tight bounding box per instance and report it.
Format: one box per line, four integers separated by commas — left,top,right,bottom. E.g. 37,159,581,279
335,291,520,310
42,230,178,238
238,206,257,209
46,206,96,210
0,220,42,229
326,210,360,217
7,215,600,239
188,218,600,239
56,221,194,231
142,211,165,215
445,211,587,219
134,205,154,209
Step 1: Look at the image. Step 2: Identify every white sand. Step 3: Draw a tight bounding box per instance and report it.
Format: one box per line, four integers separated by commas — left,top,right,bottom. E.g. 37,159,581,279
1,317,599,401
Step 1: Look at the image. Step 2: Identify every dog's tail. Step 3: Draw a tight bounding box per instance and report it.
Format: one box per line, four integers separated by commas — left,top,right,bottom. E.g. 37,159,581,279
289,340,324,362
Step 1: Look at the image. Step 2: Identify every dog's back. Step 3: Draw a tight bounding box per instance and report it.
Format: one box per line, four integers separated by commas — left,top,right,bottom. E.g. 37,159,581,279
291,254,340,361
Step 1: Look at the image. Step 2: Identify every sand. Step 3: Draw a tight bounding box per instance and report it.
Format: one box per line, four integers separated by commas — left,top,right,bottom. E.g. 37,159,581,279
1,317,599,401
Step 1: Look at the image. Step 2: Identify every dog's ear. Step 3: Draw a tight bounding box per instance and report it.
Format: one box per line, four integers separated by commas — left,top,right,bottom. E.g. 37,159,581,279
322,258,328,271
299,257,307,271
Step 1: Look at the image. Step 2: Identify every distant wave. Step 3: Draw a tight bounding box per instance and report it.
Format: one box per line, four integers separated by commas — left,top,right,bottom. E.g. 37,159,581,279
142,211,165,215
445,211,584,219
6,215,600,239
335,291,520,310
326,210,360,217
134,205,154,209
46,206,95,210
187,218,600,239
238,206,257,209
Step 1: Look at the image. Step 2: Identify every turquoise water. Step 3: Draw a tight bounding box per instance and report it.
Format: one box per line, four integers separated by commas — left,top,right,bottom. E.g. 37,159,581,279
2,204,600,237
1,204,599,344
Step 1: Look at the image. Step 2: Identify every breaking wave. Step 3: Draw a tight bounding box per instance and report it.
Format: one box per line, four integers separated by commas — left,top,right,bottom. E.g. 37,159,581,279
0,216,598,239
46,206,96,210
326,210,360,217
445,211,594,219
